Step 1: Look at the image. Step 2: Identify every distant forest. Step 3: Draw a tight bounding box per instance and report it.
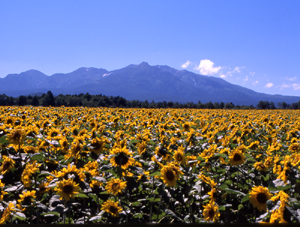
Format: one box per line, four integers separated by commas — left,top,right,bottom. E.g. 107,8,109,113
0,91,300,109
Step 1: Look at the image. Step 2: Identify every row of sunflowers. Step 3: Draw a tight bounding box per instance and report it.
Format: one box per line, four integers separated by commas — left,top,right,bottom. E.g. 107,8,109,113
0,106,299,223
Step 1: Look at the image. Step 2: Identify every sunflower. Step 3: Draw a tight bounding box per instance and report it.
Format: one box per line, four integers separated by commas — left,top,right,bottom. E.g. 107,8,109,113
82,161,99,177
105,178,127,196
0,126,6,137
23,145,38,154
101,199,122,217
182,122,191,131
90,180,103,193
7,127,26,145
186,155,198,168
161,164,179,187
58,136,69,152
17,190,36,211
0,156,15,175
110,147,135,170
203,200,220,222
90,137,108,155
0,181,7,201
56,164,85,184
288,142,300,153
228,149,245,166
4,116,15,126
254,161,267,172
0,202,15,224
174,146,186,165
249,186,272,212
47,128,61,140
247,141,259,150
55,178,80,202
137,141,147,155
38,182,50,196
155,146,170,161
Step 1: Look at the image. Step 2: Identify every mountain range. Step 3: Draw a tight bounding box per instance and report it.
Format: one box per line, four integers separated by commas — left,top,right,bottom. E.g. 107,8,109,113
1,62,299,105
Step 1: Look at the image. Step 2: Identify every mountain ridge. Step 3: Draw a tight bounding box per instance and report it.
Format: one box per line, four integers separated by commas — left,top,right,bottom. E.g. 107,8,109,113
0,62,299,105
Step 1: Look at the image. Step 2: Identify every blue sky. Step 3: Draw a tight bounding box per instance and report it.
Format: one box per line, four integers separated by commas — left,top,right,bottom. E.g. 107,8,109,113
1,0,300,96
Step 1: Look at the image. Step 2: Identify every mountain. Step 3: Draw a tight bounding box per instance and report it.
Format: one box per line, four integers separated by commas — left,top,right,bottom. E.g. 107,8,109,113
0,62,299,105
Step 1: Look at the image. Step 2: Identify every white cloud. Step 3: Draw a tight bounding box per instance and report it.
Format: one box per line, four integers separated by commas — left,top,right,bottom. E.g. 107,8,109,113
280,83,290,89
280,83,300,90
234,67,241,73
286,77,297,81
181,60,191,69
243,75,248,81
265,83,274,88
252,81,259,86
249,72,255,76
292,83,300,90
220,74,226,79
195,59,221,75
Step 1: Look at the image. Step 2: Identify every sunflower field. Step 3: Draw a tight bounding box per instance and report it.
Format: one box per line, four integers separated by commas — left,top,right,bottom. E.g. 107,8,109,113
0,106,300,224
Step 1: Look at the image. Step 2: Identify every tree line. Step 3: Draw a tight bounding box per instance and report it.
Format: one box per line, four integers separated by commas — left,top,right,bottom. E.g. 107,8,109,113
0,91,300,109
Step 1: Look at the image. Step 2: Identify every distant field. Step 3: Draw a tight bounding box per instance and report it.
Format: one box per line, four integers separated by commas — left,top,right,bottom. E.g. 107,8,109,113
0,106,299,223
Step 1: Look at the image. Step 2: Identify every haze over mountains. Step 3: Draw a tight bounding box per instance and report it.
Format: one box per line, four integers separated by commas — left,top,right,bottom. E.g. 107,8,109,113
1,62,299,105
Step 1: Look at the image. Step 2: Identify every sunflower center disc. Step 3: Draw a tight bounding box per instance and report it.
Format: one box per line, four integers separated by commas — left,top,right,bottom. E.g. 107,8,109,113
256,192,268,204
208,209,215,218
3,162,11,171
115,153,128,165
166,170,175,181
13,132,21,140
109,206,117,214
63,185,74,194
112,183,120,190
233,153,241,161
22,196,32,206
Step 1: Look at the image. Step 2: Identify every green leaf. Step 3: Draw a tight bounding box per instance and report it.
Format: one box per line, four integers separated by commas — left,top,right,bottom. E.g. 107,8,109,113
0,136,7,144
76,193,89,199
12,212,26,222
165,209,183,221
130,201,141,206
262,174,269,182
148,140,155,145
219,206,226,211
217,168,226,174
38,171,55,178
146,197,161,202
30,153,45,162
149,171,160,177
238,204,244,211
214,153,227,158
277,184,291,190
224,180,233,186
224,188,246,196
241,193,250,203
219,183,229,190
89,194,98,203
41,211,60,217
130,139,141,145
133,213,143,218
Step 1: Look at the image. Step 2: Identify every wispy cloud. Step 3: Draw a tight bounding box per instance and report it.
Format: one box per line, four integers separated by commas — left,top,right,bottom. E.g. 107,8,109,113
265,83,274,88
280,83,300,90
234,67,241,73
181,60,191,69
292,83,300,90
243,75,248,81
195,59,221,75
220,74,226,79
252,81,259,86
285,76,297,81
